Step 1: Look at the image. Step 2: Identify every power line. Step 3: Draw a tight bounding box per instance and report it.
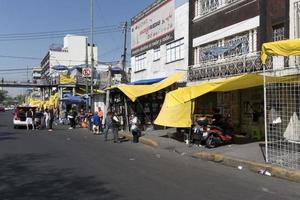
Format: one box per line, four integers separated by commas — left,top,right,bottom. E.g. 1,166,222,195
0,25,119,37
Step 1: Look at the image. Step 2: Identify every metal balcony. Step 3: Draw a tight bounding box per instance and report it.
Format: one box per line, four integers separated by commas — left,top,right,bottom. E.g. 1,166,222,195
188,52,273,82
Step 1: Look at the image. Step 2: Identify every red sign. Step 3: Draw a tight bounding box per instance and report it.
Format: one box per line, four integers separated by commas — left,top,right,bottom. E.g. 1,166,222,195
82,68,91,77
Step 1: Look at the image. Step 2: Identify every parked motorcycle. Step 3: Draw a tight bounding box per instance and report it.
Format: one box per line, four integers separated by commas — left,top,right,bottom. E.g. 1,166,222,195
192,116,233,148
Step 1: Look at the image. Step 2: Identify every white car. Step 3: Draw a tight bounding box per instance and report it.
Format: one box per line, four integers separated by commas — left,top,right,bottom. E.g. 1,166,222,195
13,106,37,128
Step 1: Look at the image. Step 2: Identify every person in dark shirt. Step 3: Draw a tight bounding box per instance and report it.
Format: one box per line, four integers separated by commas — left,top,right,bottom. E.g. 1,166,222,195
48,105,55,132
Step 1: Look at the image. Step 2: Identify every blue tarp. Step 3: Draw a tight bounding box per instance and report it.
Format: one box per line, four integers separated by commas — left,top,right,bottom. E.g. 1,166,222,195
60,93,86,104
52,65,68,70
131,77,166,85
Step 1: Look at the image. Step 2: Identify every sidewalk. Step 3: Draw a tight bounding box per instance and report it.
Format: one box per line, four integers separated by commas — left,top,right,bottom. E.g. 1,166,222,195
119,128,300,183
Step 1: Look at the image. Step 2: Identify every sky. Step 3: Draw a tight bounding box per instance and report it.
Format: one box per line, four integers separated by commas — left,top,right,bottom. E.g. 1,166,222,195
0,0,154,96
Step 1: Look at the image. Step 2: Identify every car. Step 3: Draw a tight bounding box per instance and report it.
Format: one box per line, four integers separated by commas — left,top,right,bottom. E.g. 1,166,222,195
13,106,37,128
0,106,5,112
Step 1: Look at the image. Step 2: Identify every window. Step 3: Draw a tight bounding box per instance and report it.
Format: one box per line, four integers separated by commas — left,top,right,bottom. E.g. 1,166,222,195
194,32,249,64
272,24,285,41
166,39,184,63
194,0,239,18
224,32,249,58
153,48,161,61
134,53,146,72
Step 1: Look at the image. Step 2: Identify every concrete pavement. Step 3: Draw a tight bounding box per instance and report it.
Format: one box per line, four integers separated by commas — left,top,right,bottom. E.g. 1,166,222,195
119,128,300,183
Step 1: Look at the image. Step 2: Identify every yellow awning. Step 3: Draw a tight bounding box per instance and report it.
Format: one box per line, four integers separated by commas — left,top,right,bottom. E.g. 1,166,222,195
261,39,300,64
154,73,266,127
154,94,194,128
109,72,184,102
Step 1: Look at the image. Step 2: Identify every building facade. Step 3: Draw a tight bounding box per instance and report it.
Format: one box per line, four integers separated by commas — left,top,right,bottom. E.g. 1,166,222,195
40,35,98,79
189,0,289,83
188,0,290,136
130,0,189,83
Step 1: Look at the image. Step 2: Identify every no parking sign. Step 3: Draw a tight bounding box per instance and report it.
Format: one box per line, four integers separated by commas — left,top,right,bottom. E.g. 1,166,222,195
82,68,91,78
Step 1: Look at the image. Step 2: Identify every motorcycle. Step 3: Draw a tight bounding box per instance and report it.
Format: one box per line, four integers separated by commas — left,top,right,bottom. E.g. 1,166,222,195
192,116,233,148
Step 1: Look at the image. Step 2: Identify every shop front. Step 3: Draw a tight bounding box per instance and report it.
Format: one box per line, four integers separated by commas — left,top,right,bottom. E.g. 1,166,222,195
107,72,184,130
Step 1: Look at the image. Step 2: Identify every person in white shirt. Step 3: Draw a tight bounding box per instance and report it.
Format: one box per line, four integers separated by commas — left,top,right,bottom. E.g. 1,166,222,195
130,113,141,143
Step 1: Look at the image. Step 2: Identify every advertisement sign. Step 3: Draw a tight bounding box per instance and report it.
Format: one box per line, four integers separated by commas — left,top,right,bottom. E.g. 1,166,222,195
131,0,175,56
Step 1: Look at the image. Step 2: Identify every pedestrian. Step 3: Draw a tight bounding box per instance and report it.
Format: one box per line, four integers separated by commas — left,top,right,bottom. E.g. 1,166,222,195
48,105,55,132
130,113,141,143
44,108,49,129
104,111,112,141
92,111,101,134
111,112,120,143
26,108,35,131
97,107,104,133
68,106,77,129
87,106,93,132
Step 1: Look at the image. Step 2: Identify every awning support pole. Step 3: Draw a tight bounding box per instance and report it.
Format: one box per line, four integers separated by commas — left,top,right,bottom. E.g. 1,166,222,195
263,64,269,163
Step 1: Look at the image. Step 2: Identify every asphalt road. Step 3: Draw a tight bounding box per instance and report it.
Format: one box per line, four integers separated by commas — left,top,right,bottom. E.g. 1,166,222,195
0,111,299,200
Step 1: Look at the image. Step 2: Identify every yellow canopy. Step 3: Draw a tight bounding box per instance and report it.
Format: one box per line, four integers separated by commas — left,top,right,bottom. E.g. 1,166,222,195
28,98,44,108
59,74,75,84
261,39,300,64
75,87,105,96
154,73,266,127
109,72,184,102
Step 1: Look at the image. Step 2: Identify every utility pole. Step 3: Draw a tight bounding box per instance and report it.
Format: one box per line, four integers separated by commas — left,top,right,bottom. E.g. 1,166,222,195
90,0,95,112
85,37,89,112
121,21,128,83
121,21,129,131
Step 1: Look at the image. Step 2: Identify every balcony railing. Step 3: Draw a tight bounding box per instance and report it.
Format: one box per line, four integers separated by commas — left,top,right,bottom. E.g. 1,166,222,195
194,0,241,19
188,52,273,82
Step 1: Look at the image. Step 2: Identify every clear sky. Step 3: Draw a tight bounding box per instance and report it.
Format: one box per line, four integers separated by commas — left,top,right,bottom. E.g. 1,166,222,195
0,0,154,96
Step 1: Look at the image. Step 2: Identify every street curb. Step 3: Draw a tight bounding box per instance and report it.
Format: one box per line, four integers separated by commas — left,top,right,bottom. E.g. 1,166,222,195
192,152,300,183
119,132,159,148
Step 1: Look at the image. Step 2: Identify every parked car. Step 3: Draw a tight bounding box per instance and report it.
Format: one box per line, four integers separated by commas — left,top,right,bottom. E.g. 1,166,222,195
0,106,5,112
13,106,37,128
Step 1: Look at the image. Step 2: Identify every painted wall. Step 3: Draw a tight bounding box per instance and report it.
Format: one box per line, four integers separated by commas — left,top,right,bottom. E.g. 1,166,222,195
130,0,189,82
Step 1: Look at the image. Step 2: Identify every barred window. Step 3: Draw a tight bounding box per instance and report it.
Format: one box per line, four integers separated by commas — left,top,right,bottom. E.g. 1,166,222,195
134,53,146,72
166,39,184,63
272,24,285,41
194,0,239,18
224,32,249,58
197,41,219,63
153,48,161,61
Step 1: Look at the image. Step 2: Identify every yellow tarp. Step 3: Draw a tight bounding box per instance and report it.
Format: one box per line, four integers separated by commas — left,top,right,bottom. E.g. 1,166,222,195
154,73,266,127
59,74,75,84
261,39,300,64
28,98,44,108
76,87,105,96
109,72,184,102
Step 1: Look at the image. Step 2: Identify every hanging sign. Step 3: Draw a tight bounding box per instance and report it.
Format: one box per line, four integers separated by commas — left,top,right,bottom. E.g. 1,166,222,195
82,68,92,78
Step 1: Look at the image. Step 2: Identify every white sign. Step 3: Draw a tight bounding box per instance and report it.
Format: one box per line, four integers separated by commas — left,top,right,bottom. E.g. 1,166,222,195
82,68,91,78
131,0,175,56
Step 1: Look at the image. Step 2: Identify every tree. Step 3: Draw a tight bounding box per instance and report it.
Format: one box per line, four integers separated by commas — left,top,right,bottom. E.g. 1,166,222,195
0,90,8,103
14,94,26,105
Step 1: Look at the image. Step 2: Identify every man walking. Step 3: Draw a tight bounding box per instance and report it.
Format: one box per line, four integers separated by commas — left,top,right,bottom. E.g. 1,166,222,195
26,108,35,131
111,112,120,143
97,107,103,133
48,105,55,132
104,111,112,141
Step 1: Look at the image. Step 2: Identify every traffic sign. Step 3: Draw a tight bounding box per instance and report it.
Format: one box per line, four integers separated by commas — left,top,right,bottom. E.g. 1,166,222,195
82,68,91,78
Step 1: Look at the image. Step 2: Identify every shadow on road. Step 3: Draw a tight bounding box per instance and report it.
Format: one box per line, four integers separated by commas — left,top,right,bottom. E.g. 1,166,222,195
0,132,17,141
0,153,121,200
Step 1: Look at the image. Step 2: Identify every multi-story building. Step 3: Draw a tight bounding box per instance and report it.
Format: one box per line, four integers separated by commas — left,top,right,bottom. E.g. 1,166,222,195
130,0,189,83
189,0,289,83
40,34,98,79
188,0,289,136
